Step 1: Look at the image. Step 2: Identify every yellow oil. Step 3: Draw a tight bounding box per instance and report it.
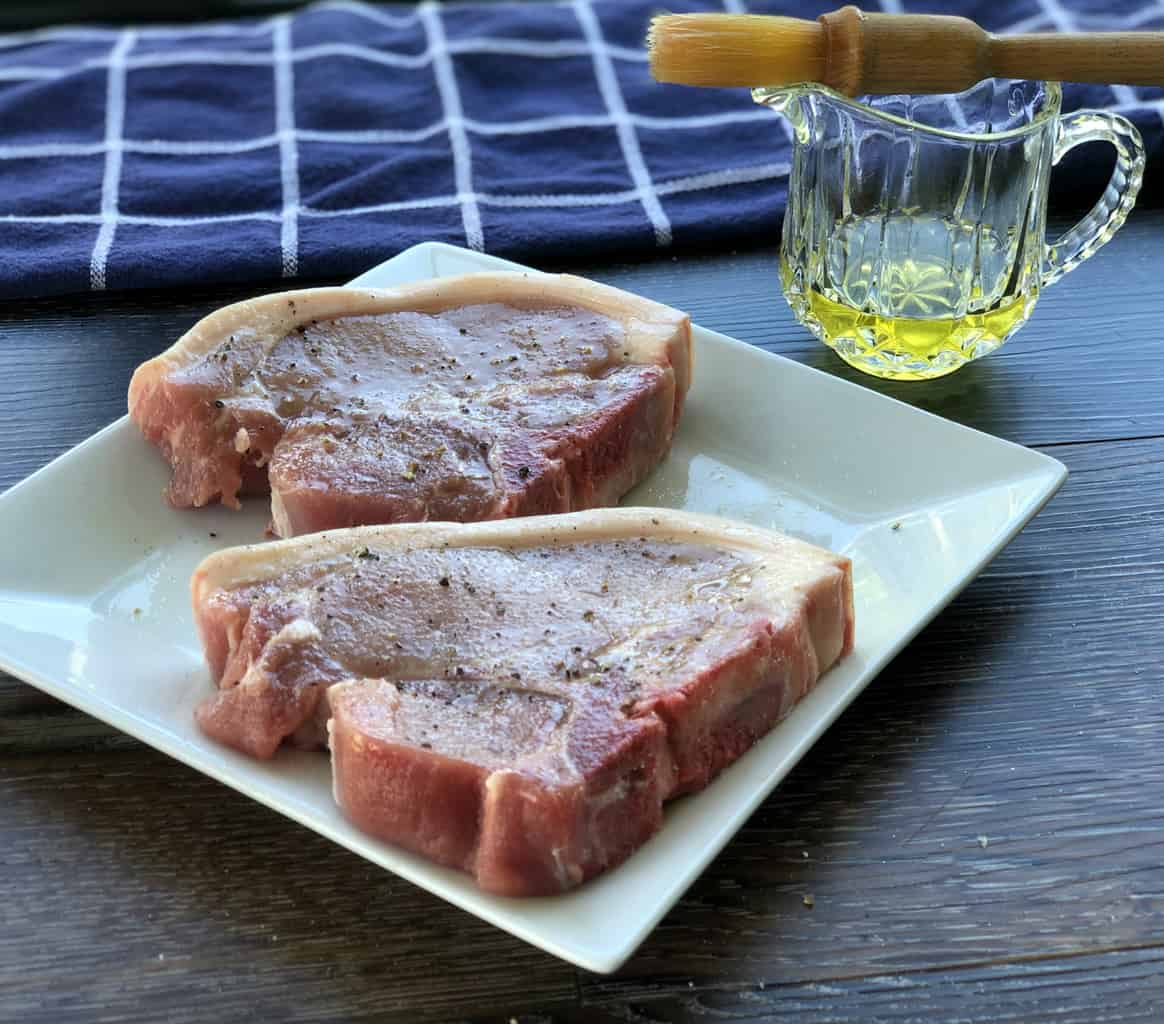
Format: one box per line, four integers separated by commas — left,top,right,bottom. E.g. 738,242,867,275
782,213,1037,381
793,280,1030,381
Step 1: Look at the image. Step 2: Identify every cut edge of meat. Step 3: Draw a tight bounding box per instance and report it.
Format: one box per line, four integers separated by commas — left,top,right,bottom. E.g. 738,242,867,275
263,363,678,539
327,676,672,896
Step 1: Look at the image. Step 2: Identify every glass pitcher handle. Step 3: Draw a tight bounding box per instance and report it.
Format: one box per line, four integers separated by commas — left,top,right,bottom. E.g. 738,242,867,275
1044,110,1145,287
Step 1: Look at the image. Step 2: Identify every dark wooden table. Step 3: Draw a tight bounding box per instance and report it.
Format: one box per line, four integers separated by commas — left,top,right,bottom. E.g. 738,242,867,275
3,204,1163,1022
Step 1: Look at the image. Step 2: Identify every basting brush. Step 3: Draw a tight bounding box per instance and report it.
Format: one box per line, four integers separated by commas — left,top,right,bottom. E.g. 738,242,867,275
647,7,1164,95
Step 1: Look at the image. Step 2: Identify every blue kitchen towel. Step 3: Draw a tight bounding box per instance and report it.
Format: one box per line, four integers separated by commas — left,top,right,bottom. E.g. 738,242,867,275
0,0,1160,298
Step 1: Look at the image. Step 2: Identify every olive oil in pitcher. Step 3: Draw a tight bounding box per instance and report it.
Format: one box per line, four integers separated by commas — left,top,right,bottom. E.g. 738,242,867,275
781,212,1037,381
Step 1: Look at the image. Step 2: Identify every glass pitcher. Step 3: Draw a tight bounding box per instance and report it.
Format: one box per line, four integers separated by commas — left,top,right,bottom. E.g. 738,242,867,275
754,79,1144,380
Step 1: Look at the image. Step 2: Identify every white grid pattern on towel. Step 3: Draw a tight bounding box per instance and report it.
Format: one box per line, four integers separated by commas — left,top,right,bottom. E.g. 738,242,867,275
0,0,794,265
273,15,301,276
0,0,800,266
573,0,670,246
0,108,780,162
0,37,650,80
0,0,1159,289
89,29,134,290
0,163,792,227
419,0,483,250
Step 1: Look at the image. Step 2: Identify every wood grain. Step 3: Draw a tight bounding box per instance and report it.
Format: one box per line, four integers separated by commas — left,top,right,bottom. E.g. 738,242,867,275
2,206,1164,1020
992,30,1164,89
0,751,579,1023
573,948,1164,1022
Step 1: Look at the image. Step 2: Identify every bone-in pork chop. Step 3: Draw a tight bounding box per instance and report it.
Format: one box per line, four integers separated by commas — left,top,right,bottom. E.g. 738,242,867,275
129,273,691,537
191,509,854,896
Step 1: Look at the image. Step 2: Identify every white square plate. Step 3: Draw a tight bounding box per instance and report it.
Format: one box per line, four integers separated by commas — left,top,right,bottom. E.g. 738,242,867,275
0,243,1065,973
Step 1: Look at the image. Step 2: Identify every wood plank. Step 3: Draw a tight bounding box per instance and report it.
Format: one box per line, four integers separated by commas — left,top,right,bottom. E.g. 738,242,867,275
0,749,578,1024
574,947,1164,1023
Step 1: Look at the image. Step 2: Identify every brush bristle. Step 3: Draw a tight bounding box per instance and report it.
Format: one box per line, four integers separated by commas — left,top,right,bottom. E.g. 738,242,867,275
648,13,826,88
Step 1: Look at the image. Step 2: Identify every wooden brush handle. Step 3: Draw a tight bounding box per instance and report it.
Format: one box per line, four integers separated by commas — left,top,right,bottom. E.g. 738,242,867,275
992,33,1164,87
821,8,988,95
821,6,1164,95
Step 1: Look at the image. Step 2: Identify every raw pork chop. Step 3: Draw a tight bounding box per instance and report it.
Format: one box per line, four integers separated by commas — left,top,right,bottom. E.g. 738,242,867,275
129,273,691,537
192,508,854,896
